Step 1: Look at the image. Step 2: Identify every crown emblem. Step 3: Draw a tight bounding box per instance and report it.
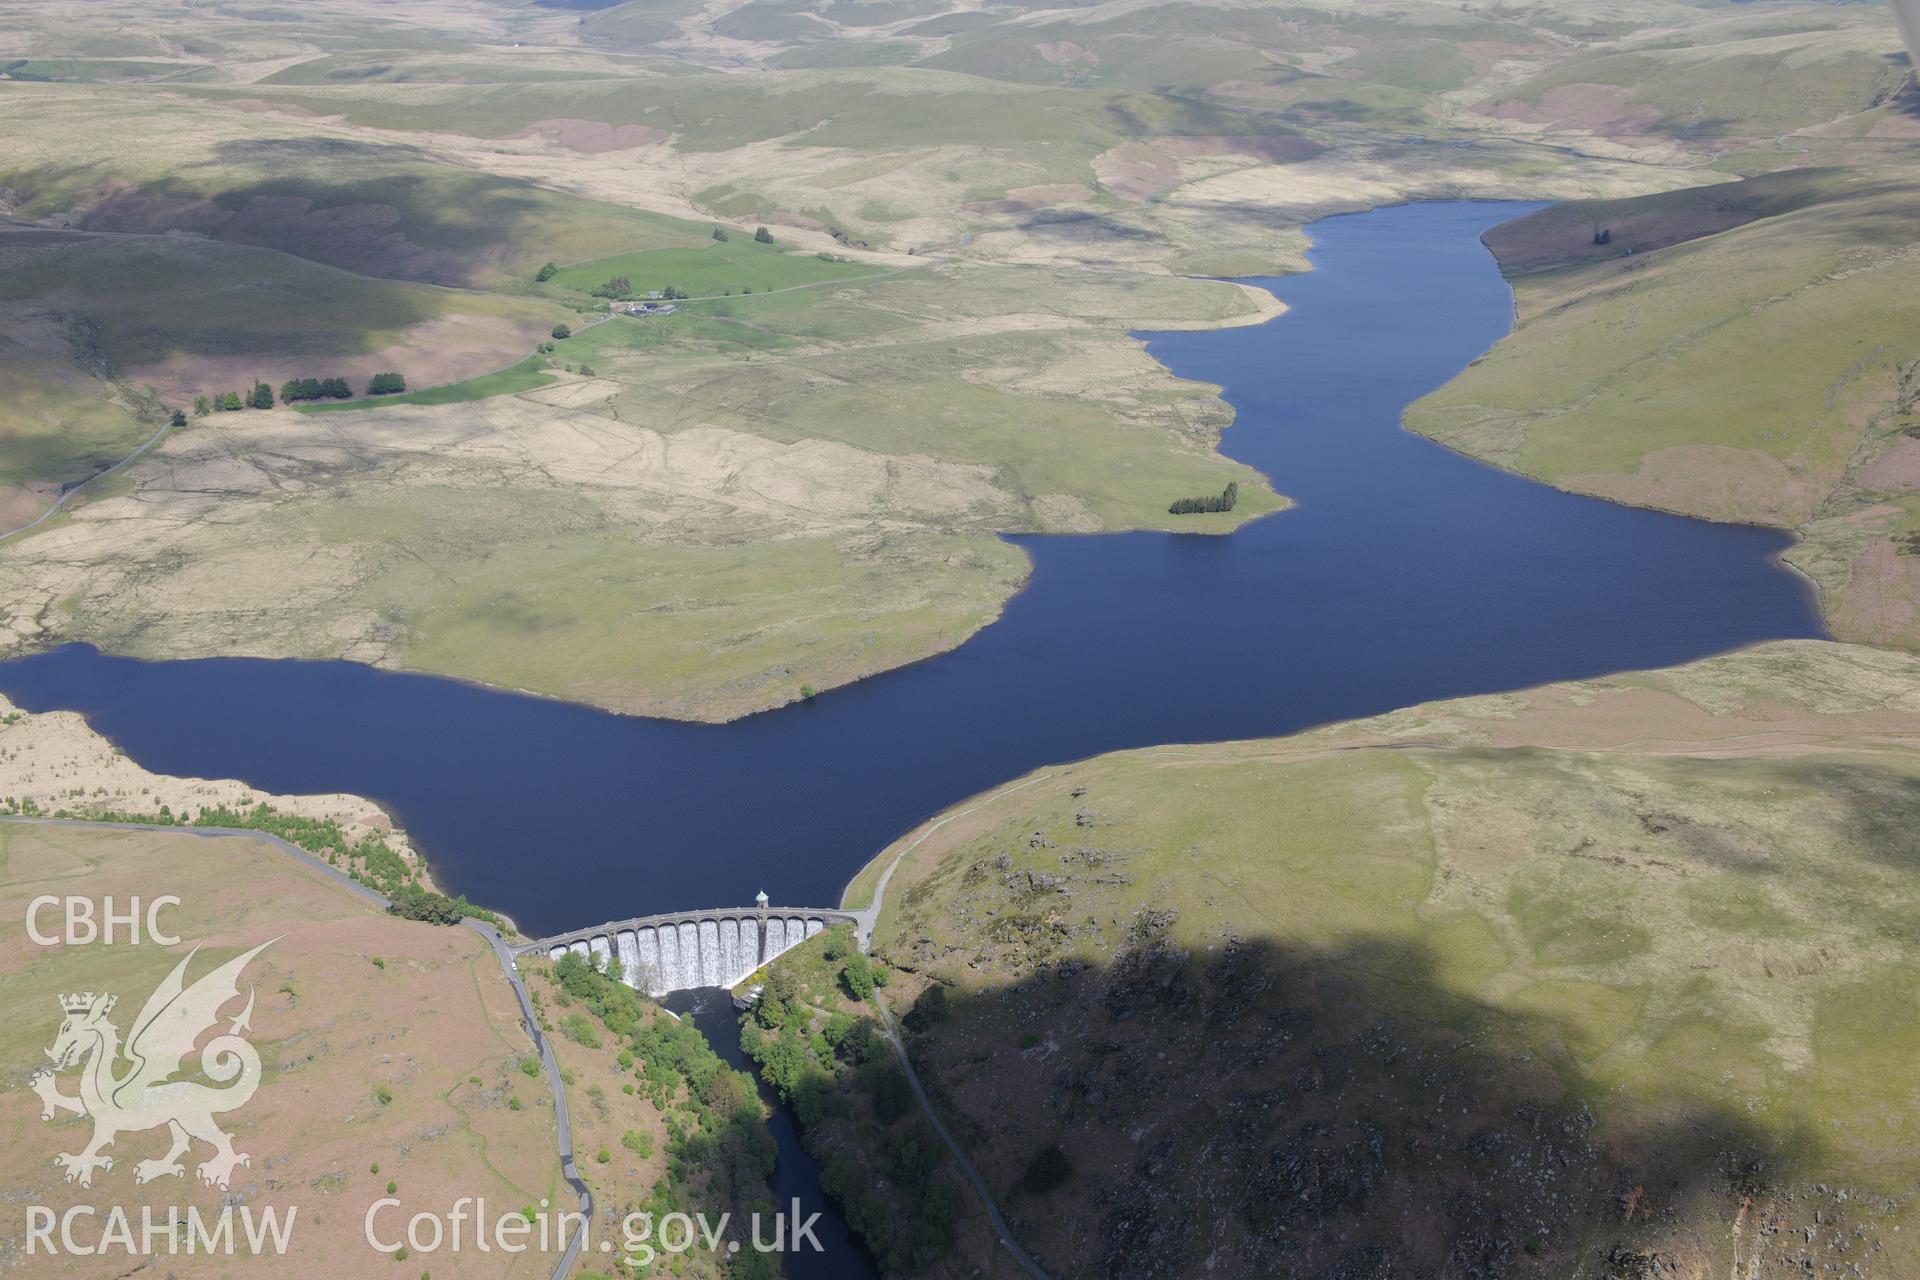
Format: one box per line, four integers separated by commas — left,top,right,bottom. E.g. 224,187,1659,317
36,940,273,1192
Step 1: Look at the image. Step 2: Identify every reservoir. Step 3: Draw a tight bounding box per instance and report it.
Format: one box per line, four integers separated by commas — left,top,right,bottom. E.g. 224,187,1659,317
0,200,1824,935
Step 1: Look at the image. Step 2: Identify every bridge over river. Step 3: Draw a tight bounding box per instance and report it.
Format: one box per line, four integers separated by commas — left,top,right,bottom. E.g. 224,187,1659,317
517,894,871,995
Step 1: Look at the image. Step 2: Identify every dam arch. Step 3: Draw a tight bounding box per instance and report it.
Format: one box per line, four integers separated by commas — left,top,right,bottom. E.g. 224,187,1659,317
520,905,860,995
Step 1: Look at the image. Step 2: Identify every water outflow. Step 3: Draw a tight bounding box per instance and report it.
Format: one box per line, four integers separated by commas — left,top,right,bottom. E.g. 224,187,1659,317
554,915,828,994
0,201,1826,936
665,990,880,1280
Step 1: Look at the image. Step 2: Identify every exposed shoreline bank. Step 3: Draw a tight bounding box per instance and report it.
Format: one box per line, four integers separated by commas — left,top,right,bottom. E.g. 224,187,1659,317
0,200,1823,941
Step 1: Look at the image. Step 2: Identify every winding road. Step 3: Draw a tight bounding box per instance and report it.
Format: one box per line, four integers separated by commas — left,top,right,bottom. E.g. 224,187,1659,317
0,815,593,1280
0,416,176,544
3,800,1029,1279
845,770,1061,1280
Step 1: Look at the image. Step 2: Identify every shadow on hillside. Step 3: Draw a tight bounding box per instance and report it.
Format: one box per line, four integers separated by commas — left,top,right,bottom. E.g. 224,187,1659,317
1803,758,1920,876
1646,112,1741,144
0,205,452,367
197,134,442,167
1019,196,1323,249
1483,168,1920,277
4,135,565,288
1022,209,1164,245
1886,57,1920,119
880,922,1844,1280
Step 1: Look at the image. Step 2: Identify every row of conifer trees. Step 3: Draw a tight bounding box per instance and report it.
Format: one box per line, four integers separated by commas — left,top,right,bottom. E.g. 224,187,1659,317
1167,481,1238,515
278,376,355,402
188,372,405,415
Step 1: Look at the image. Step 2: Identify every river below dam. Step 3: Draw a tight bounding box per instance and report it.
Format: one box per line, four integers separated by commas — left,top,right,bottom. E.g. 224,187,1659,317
0,201,1825,1275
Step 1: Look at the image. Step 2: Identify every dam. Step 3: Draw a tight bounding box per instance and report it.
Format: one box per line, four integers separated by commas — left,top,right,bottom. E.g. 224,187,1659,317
521,894,864,995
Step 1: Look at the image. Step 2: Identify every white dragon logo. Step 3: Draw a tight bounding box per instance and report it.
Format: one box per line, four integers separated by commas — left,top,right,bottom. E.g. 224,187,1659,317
30,940,274,1191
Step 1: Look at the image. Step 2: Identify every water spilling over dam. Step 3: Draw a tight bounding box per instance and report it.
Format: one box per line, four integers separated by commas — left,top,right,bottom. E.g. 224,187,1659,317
528,905,861,995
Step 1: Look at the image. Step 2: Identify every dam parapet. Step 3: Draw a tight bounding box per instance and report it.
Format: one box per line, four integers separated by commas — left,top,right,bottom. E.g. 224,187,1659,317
518,900,862,995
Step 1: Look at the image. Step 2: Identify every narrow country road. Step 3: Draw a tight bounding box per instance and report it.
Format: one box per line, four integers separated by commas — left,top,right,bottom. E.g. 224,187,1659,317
469,916,595,1280
0,815,594,1280
0,416,175,543
870,990,1054,1280
843,771,1059,1280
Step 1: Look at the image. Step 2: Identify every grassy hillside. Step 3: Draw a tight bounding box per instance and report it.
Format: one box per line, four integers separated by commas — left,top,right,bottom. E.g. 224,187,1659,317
257,49,695,85
0,227,526,369
1,57,211,82
0,817,571,1278
0,264,1283,721
1466,9,1908,147
917,0,1548,98
0,316,151,530
185,68,1314,154
1407,168,1920,650
534,0,1907,153
0,19,1329,723
98,68,1322,265
565,0,1556,111
851,640,1920,1278
0,224,566,402
549,237,875,297
0,224,569,528
0,84,713,286
3,0,1906,714
575,0,712,50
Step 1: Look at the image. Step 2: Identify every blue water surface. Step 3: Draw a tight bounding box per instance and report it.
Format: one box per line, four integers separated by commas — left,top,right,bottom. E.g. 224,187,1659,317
0,201,1824,936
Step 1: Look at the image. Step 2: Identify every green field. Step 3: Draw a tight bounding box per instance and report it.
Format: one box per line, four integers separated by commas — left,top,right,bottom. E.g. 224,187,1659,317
0,217,1286,722
295,356,560,412
605,347,1287,529
578,265,1289,533
549,238,879,298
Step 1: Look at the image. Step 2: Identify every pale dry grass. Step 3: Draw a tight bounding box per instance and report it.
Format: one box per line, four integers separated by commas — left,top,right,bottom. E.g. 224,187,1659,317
0,692,416,859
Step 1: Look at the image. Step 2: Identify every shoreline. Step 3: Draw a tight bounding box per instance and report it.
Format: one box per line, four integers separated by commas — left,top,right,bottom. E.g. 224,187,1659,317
0,198,1829,947
4,189,1728,728
0,689,513,927
828,624,1888,931
1393,419,1833,630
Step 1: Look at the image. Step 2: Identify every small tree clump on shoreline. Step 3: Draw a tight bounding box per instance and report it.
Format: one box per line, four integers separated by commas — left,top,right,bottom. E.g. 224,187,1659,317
1168,481,1238,516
